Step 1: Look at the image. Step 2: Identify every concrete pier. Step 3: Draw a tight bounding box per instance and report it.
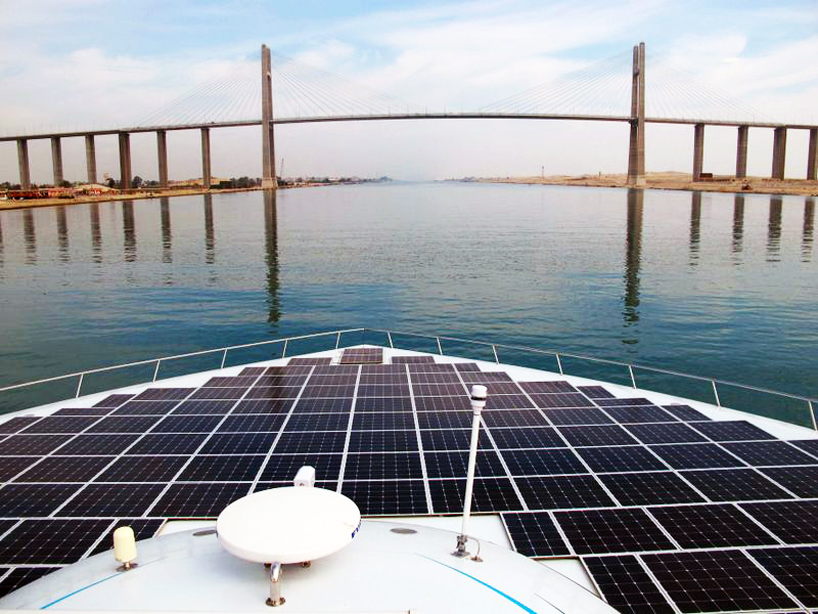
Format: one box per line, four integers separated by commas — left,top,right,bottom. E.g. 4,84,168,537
627,43,646,186
85,135,97,184
201,127,211,188
261,44,277,189
17,139,31,189
51,137,64,186
692,123,705,181
736,125,748,179
157,130,169,188
808,128,817,181
772,127,787,179
118,132,132,190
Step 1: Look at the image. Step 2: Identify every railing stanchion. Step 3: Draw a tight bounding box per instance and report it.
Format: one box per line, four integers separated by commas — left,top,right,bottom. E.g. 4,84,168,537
335,332,342,349
152,360,162,382
436,337,443,355
220,349,228,369
809,400,817,432
387,332,394,349
492,345,499,363
711,380,721,407
628,365,637,389
555,353,564,375
75,373,84,398
282,340,288,358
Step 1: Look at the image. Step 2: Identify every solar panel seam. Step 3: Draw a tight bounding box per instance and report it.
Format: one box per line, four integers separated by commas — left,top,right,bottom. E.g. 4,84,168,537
249,365,318,493
77,518,120,560
406,363,436,514
331,365,361,492
476,420,529,511
738,547,812,611
731,503,788,545
630,554,681,614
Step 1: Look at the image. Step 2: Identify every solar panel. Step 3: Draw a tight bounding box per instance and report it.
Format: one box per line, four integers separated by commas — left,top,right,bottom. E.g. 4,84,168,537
519,381,578,394
341,480,428,515
529,393,593,409
200,432,277,455
748,546,818,608
488,426,565,449
0,435,73,456
287,357,331,365
603,406,677,424
0,457,39,482
360,364,407,374
312,365,358,375
148,482,251,517
515,475,615,510
353,397,412,412
56,434,139,456
170,400,236,415
0,484,82,517
340,348,383,364
476,382,526,395
392,356,435,364
358,374,408,385
57,483,167,517
0,418,43,434
0,566,60,598
648,443,747,469
113,400,180,415
661,404,711,421
419,428,493,451
93,394,134,407
741,501,818,544
722,441,816,466
150,415,222,433
348,430,418,452
203,376,259,387
599,472,705,506
761,466,818,497
680,468,793,502
624,423,708,445
558,425,639,447
134,388,193,401
259,453,343,482
576,385,614,399
352,412,416,430
300,385,356,398
641,550,797,612
411,383,466,397
238,367,266,376
429,477,523,513
583,555,675,614
266,365,314,374
501,448,586,476
453,363,480,371
407,363,455,374
342,452,423,480
95,456,188,482
22,416,99,434
244,386,302,399
88,416,164,434
423,450,506,478
554,508,675,554
576,446,668,473
273,431,347,454
125,433,208,456
291,398,353,413
12,456,115,483
649,503,778,550
690,420,776,442
53,407,111,416
309,374,358,386
255,375,308,387
413,396,471,412
0,519,114,564
178,455,264,482
596,398,654,407
417,411,473,430
459,371,512,383
410,372,463,384
540,407,613,426
485,394,534,410
501,511,570,557
481,409,549,428
284,412,351,432
358,384,411,397
89,518,165,555
217,414,286,432
789,439,818,457
232,399,294,414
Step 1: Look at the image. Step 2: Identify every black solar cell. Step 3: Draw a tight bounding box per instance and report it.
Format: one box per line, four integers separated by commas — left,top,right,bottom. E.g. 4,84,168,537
541,407,613,426
134,388,193,401
93,394,134,407
299,385,356,398
284,412,350,432
741,500,818,544
12,456,115,483
89,518,165,555
348,430,418,453
0,519,113,564
358,384,411,397
748,546,818,608
0,435,73,456
429,477,523,513
417,411,473,430
501,448,586,476
648,443,747,469
558,425,639,447
341,480,428,515
761,466,818,497
423,450,506,478
199,432,277,455
125,433,208,456
22,416,100,434
231,399,294,414
690,420,776,442
576,385,614,398
0,566,61,598
149,415,222,434
274,431,347,454
217,414,286,432
599,472,706,506
485,394,535,410
412,383,466,397
259,454,343,482
292,398,353,413
56,434,139,456
481,409,549,428
53,407,111,416
413,396,471,412
0,457,40,482
488,426,565,449
58,483,167,517
0,418,42,434
0,484,82,517
529,393,593,408
603,405,677,424
515,475,615,510
407,372,460,384
519,381,579,394
583,555,675,614
178,455,264,482
352,412,416,430
661,404,711,421
722,441,816,466
596,398,654,407
680,468,793,502
624,423,708,445
243,386,301,400
88,416,164,434
554,508,675,554
113,400,180,415
342,452,423,480
170,400,236,415
419,428,493,451
648,503,778,549
148,482,250,517
502,511,570,557
577,446,668,473
95,456,188,482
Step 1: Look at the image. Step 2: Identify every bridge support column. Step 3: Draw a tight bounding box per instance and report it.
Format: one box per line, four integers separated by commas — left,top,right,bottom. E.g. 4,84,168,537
772,127,787,179
201,127,212,189
51,137,64,186
627,42,646,186
692,123,705,181
157,130,169,188
85,135,97,184
736,125,748,179
807,128,817,181
17,138,31,189
261,44,277,189
118,132,132,190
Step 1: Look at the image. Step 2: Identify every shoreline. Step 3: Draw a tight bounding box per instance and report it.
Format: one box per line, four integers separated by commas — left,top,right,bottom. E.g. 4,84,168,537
472,172,818,197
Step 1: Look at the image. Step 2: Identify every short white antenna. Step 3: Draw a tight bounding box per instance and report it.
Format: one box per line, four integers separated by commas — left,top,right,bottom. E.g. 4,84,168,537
453,384,487,558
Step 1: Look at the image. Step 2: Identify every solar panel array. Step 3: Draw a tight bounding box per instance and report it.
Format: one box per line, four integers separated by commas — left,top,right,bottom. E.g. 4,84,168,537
1,353,818,613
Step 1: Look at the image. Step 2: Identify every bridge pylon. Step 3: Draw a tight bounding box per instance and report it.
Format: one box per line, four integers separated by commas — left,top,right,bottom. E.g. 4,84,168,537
261,44,277,189
627,42,646,187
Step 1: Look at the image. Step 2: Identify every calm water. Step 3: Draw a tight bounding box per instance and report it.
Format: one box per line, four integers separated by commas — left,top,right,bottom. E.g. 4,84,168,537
0,183,815,417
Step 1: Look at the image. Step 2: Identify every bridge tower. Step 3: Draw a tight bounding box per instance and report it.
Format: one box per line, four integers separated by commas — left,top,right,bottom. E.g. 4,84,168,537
261,44,277,189
627,42,646,187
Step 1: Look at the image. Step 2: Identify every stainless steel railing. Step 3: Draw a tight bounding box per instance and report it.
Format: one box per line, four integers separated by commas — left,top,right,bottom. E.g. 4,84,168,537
0,327,815,430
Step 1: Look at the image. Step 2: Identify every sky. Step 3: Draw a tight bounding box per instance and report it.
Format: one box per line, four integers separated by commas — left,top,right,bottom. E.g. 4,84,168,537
0,0,816,183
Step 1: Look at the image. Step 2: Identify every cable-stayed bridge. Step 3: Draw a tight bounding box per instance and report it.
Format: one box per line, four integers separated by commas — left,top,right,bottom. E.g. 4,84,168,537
2,43,816,189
